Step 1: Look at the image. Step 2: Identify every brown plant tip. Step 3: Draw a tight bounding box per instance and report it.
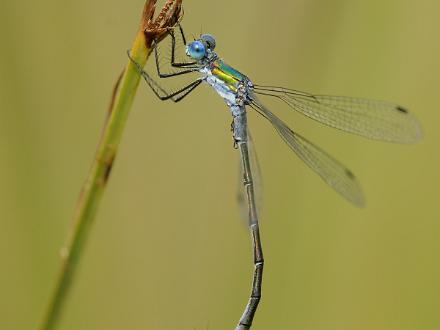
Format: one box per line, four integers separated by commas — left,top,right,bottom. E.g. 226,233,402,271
141,0,183,44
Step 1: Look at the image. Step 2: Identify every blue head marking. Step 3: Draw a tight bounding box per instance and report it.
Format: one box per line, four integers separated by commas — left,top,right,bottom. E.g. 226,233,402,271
186,40,206,60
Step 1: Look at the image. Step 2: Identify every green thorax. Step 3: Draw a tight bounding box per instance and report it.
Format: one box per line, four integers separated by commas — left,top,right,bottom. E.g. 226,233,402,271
211,59,247,91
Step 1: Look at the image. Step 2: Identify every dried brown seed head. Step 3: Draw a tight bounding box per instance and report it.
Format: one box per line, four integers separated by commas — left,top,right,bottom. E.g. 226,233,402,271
140,0,183,45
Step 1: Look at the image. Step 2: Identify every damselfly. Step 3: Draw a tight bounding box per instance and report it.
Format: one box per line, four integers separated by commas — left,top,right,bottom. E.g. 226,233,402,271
128,25,421,330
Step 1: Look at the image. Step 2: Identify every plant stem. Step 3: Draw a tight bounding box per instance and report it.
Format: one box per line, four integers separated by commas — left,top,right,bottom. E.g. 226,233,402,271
40,1,182,328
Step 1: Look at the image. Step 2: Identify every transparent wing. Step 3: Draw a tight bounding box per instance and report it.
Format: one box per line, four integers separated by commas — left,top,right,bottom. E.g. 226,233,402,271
253,85,422,143
250,96,365,207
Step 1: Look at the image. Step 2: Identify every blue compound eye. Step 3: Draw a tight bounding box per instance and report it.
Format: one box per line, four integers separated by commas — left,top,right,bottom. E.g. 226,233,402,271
186,40,206,60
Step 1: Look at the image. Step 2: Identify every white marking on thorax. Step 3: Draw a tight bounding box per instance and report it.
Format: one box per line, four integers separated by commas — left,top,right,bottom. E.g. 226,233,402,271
200,67,238,107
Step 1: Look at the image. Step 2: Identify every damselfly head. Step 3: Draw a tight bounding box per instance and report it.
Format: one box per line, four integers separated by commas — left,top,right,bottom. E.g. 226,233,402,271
186,34,216,60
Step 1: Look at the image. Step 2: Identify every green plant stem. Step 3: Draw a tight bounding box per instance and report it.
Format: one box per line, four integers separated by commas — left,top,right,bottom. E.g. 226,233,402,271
40,20,151,330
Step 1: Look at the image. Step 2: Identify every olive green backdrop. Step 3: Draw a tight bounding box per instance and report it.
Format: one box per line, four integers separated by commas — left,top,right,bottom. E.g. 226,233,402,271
1,0,439,329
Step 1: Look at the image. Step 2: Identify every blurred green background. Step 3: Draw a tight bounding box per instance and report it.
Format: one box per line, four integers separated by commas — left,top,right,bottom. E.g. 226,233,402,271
1,0,439,329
